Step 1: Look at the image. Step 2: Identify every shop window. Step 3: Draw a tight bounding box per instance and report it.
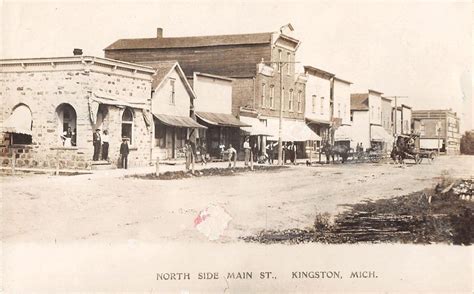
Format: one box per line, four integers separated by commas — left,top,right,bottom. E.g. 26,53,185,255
155,123,166,148
121,108,133,144
56,103,77,146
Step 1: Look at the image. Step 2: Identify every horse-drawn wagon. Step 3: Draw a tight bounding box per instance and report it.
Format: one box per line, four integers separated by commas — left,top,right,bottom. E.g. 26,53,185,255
391,134,436,164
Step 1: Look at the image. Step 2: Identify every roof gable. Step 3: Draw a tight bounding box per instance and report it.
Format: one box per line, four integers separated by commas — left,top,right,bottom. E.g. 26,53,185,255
151,61,197,100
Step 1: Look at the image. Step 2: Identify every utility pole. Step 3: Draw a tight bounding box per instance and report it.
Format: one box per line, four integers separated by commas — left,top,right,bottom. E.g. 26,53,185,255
385,96,408,135
261,60,300,165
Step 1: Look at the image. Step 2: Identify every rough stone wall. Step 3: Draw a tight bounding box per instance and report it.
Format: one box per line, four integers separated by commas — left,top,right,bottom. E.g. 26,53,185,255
0,65,152,170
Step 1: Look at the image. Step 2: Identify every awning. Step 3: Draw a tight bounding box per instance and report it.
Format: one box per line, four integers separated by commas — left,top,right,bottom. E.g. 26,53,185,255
3,105,32,135
305,117,331,126
266,118,322,141
371,125,394,142
196,111,250,127
153,113,207,129
334,125,352,141
239,116,273,136
92,93,147,109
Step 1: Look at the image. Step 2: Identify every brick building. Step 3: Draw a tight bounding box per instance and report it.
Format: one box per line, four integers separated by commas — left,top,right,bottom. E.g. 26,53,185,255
104,28,316,158
1,56,155,170
412,109,461,154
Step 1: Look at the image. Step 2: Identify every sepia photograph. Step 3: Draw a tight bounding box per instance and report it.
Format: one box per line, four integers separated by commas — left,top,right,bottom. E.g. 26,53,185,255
1,0,472,292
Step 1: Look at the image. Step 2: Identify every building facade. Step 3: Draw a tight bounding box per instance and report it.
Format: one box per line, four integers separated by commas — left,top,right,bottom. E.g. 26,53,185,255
381,97,393,135
1,56,155,170
150,61,206,160
104,28,317,158
191,72,248,158
332,76,352,147
412,109,461,154
393,104,412,135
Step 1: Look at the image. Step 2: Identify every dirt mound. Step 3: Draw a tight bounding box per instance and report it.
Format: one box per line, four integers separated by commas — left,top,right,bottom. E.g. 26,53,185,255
242,178,474,245
130,165,288,180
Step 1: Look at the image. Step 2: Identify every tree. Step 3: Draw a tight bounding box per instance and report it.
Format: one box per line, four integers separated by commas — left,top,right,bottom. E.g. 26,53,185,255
460,130,474,155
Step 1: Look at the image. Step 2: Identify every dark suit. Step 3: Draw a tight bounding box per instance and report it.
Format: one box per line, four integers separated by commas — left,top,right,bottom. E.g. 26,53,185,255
93,132,101,161
120,142,129,169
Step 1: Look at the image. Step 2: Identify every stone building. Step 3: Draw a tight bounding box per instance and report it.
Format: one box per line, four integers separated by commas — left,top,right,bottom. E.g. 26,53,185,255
412,109,461,154
104,27,316,159
0,56,155,170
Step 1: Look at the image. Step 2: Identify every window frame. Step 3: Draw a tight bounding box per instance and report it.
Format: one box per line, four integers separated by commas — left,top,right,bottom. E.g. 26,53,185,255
169,78,176,105
288,89,294,112
261,83,266,108
121,108,134,145
269,85,275,109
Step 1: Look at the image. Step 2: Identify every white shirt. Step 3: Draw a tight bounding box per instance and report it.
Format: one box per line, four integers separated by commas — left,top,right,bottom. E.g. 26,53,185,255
243,141,250,149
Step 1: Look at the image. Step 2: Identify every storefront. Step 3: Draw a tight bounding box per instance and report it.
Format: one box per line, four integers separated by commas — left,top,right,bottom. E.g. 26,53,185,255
196,111,249,158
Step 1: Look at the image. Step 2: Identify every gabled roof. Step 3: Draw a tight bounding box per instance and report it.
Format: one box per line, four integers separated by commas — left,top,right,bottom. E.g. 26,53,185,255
351,93,369,111
149,61,197,100
105,32,273,50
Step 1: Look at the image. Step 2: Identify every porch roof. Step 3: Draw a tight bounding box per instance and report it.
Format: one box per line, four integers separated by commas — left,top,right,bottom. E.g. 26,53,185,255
153,113,207,129
196,111,250,127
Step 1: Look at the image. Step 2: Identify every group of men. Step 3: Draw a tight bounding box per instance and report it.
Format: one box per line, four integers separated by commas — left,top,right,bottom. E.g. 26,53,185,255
92,129,130,169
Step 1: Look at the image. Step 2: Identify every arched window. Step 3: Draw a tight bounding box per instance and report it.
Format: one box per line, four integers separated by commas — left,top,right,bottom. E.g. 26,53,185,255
121,108,133,144
56,103,77,146
5,104,33,144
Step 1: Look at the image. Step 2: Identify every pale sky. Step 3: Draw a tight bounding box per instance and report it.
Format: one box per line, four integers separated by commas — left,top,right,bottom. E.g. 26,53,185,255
2,0,472,130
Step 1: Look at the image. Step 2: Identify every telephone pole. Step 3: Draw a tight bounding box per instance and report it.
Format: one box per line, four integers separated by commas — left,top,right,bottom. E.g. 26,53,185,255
261,60,300,165
385,96,408,135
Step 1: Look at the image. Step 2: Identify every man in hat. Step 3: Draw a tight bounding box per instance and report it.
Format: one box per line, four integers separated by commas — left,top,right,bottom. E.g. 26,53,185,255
120,138,130,169
92,129,101,161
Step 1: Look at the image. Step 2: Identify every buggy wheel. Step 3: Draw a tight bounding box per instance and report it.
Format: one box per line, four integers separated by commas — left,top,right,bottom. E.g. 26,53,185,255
369,155,381,163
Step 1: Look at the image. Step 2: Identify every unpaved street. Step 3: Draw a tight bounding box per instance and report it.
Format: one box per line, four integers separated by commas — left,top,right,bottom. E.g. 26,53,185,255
2,156,473,243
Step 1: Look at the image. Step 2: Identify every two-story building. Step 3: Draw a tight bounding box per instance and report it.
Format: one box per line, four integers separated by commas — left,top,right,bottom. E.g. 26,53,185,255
104,28,318,159
412,109,461,154
332,76,353,147
393,104,412,135
1,55,156,170
350,89,392,151
150,61,206,160
381,97,393,135
304,66,333,148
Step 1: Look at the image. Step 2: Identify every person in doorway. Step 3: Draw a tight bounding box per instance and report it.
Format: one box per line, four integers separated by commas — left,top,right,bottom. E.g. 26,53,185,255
227,144,237,168
266,142,275,164
243,137,251,166
71,128,77,146
61,126,73,147
119,138,129,169
101,130,109,161
92,129,101,161
289,142,297,165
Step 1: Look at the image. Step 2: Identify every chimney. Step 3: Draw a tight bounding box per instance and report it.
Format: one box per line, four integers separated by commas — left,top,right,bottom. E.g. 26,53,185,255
156,28,163,38
73,48,83,56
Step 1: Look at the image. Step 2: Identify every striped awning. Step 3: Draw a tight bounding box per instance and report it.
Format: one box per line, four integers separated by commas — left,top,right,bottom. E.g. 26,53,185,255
2,105,32,135
153,113,207,129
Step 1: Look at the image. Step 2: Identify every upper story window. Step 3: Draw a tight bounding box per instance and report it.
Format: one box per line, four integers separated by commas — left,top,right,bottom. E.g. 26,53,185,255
288,89,294,111
337,103,341,118
269,85,275,109
378,107,381,120
297,91,302,113
344,104,347,118
371,106,374,119
261,83,266,108
278,50,282,73
312,95,317,113
169,79,176,105
320,97,325,115
287,52,291,75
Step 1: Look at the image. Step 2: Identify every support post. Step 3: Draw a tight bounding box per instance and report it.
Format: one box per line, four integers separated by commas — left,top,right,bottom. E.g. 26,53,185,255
191,152,195,174
155,157,160,176
11,148,16,175
250,150,254,170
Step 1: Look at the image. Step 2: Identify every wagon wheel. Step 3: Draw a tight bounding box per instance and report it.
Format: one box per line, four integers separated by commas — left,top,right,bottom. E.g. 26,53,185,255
369,154,381,163
414,153,422,164
430,152,436,161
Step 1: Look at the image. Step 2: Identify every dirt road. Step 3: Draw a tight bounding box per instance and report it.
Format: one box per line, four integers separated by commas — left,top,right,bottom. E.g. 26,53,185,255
2,156,472,243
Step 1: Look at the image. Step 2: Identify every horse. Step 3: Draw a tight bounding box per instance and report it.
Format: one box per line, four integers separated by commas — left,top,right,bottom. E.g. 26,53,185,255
322,143,350,163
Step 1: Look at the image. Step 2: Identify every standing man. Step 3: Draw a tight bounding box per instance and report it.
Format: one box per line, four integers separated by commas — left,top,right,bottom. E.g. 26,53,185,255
243,137,251,166
120,138,129,169
266,142,275,165
92,129,101,161
184,140,193,171
101,130,109,161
